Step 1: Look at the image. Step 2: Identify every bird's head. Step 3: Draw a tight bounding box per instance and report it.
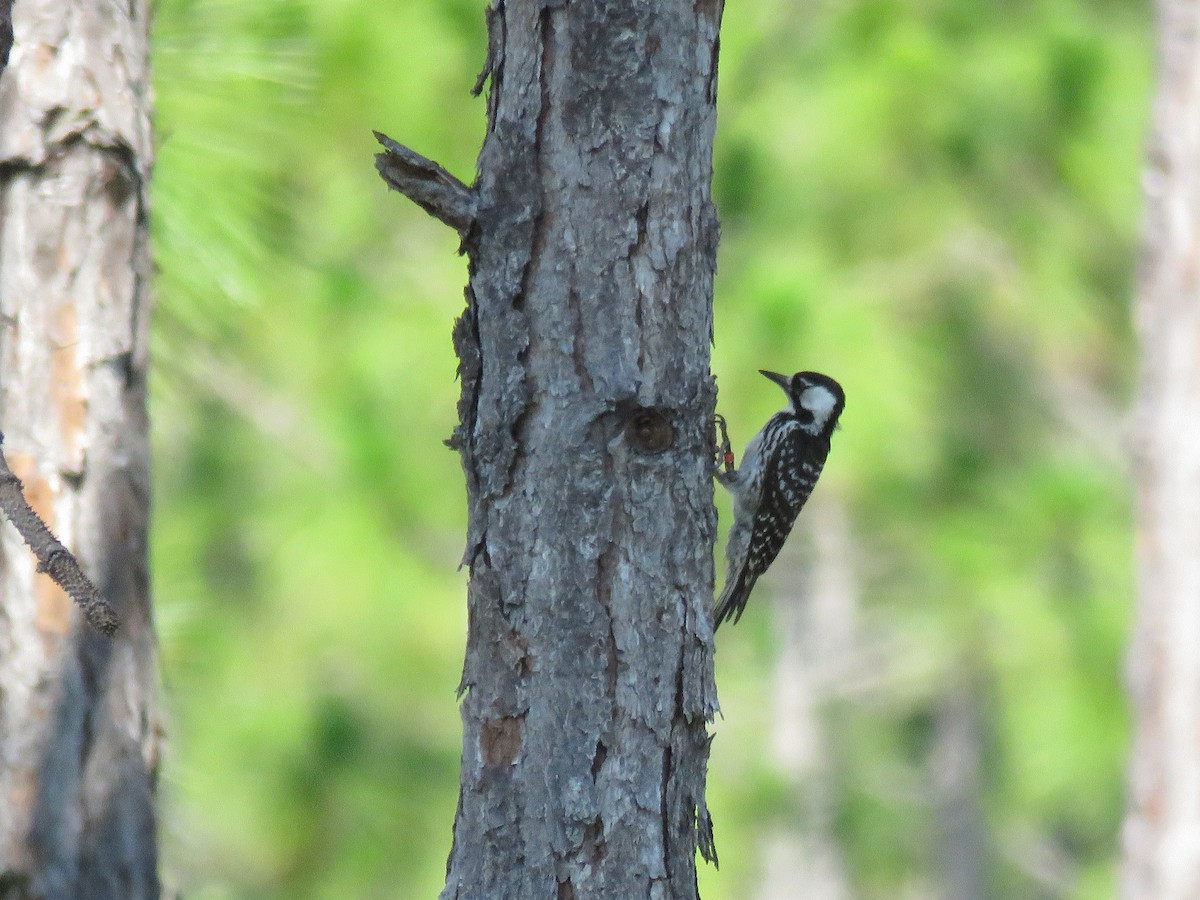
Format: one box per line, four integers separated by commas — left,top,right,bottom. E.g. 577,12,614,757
760,369,845,437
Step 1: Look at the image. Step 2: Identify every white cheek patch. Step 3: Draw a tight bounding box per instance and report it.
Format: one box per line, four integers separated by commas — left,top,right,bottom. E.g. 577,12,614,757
799,385,838,431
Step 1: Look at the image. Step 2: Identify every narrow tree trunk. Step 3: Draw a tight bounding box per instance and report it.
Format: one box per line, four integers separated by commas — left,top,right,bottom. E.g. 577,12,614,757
0,3,159,897
380,1,724,896
1123,2,1200,896
0,0,13,73
757,503,854,900
931,677,986,900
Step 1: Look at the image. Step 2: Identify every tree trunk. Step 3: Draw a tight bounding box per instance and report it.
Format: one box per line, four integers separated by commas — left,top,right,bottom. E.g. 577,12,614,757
0,3,159,898
756,503,854,900
1123,2,1200,897
380,1,724,896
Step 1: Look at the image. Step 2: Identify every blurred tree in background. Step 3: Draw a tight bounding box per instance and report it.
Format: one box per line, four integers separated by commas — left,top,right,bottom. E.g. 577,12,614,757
1123,2,1200,897
1,2,158,895
150,0,1146,897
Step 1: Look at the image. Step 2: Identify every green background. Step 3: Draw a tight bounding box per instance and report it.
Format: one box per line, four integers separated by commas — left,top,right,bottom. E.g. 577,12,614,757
151,0,1146,896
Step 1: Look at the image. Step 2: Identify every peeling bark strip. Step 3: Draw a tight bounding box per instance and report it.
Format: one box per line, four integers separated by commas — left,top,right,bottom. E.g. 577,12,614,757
0,1,160,896
378,0,725,896
0,434,118,635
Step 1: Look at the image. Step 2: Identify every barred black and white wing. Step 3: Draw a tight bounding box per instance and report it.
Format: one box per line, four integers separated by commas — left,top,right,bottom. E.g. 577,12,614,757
714,415,828,628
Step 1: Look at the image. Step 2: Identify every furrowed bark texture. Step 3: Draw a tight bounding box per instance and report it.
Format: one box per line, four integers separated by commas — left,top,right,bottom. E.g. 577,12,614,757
440,1,723,897
1123,2,1200,897
0,2,160,897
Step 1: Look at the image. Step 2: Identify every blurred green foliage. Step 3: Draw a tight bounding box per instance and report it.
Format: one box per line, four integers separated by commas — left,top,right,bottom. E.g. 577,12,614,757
150,0,1146,896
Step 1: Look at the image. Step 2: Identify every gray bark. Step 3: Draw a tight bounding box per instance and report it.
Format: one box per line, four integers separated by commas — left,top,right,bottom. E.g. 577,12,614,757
380,0,724,896
1123,1,1200,897
0,2,160,898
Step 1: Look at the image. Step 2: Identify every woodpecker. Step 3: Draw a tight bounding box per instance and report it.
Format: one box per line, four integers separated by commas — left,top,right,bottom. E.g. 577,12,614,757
714,370,845,628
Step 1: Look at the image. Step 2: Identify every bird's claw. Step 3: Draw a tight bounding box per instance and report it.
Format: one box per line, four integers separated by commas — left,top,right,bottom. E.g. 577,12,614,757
713,414,735,478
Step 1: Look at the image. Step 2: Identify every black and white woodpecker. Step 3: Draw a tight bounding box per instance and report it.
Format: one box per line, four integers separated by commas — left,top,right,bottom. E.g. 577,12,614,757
713,370,845,628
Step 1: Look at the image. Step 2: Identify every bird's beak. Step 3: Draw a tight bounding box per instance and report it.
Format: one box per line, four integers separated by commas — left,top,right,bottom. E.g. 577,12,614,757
758,370,790,392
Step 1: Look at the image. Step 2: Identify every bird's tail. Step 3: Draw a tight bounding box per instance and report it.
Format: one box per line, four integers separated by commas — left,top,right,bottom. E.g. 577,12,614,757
713,566,757,630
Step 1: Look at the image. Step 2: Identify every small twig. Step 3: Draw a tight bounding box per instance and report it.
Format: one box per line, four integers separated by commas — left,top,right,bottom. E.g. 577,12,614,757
472,2,502,97
373,131,477,235
0,433,119,636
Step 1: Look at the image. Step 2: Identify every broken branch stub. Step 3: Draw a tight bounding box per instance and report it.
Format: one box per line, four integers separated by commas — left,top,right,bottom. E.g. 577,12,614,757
373,131,477,235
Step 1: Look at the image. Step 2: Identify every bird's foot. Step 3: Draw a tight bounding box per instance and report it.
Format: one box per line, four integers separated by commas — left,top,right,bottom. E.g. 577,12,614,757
713,414,735,480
